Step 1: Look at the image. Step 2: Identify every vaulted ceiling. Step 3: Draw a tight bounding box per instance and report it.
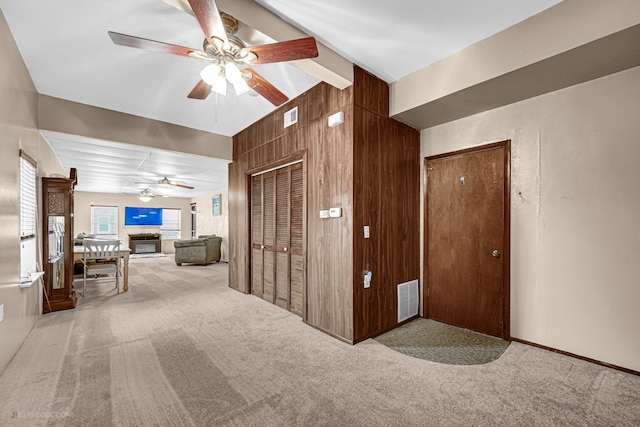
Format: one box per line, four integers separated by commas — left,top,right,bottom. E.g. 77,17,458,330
0,0,563,196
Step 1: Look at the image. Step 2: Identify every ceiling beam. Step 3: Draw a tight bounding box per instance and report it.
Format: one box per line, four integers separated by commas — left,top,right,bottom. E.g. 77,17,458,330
37,95,233,161
391,0,640,130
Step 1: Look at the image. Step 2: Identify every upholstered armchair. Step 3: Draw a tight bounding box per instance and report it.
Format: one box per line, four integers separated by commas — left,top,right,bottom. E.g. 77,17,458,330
173,235,222,266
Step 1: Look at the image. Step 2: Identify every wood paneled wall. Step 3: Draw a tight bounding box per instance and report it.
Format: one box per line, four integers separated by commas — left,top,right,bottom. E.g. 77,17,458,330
229,82,356,341
229,66,419,343
352,107,420,342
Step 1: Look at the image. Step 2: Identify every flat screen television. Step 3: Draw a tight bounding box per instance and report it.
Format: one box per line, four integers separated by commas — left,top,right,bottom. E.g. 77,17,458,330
124,207,163,226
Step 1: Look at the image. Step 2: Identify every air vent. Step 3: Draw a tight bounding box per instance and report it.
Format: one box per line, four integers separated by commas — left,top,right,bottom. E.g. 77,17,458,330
284,106,298,128
397,280,419,322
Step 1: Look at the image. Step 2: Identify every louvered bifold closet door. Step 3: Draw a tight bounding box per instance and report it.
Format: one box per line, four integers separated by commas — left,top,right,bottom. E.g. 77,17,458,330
274,168,290,310
289,164,304,316
262,172,276,303
251,176,264,297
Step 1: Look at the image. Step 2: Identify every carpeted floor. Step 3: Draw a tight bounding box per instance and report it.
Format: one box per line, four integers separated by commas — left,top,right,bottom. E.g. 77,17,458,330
375,318,510,365
1,256,639,426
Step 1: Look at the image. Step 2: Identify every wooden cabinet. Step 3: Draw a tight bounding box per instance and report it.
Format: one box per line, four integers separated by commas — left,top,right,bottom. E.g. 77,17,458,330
42,169,77,313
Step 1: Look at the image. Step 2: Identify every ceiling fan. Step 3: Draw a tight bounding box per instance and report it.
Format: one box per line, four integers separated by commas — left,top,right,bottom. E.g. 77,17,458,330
157,176,195,190
108,0,319,106
131,176,194,198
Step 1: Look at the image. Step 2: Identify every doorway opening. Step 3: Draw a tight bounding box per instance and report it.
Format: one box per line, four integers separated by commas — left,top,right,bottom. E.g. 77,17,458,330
190,203,197,239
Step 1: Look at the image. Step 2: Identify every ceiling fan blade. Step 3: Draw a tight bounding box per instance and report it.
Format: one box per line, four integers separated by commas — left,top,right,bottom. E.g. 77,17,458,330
188,79,212,99
242,68,289,106
241,37,318,65
108,31,207,59
170,182,195,189
187,0,229,49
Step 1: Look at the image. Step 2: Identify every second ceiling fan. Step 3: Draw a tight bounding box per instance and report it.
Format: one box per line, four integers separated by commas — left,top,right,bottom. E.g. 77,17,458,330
108,0,319,106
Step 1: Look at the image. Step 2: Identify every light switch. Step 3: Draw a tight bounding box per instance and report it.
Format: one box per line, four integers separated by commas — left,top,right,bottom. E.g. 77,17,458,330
364,226,370,239
0,304,4,322
329,208,342,218
364,271,372,288
319,210,330,219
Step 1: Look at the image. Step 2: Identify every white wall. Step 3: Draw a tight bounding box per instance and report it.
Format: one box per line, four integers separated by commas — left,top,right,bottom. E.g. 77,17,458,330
190,188,229,262
0,9,67,374
421,66,640,372
73,192,193,254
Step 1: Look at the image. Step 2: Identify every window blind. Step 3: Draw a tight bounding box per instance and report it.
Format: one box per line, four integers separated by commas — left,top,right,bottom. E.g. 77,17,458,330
20,155,37,239
160,208,181,239
91,206,118,238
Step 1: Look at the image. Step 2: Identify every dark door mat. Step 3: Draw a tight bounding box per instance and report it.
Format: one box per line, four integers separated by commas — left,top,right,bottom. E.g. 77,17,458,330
374,318,510,365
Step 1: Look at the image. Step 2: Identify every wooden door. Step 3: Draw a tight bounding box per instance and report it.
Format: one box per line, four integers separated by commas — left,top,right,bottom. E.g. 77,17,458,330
251,162,305,316
426,142,509,338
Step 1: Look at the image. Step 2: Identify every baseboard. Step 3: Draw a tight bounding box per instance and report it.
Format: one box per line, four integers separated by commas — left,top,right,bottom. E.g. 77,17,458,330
511,337,639,377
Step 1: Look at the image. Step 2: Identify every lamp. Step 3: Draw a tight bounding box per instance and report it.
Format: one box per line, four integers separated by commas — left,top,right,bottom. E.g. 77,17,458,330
138,188,154,203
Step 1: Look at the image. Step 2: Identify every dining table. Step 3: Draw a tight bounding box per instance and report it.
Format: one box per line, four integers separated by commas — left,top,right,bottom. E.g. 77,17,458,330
73,244,132,292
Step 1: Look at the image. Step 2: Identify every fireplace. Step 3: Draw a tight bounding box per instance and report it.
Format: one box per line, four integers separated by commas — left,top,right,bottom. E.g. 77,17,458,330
128,233,161,254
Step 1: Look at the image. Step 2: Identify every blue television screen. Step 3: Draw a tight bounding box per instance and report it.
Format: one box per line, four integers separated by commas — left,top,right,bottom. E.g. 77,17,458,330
124,207,163,226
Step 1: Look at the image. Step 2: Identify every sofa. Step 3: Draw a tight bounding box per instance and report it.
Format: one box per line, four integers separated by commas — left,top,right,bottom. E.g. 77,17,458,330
173,235,222,266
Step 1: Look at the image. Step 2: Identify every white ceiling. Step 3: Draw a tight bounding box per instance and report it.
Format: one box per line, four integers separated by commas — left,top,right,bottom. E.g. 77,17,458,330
42,131,231,198
1,0,562,197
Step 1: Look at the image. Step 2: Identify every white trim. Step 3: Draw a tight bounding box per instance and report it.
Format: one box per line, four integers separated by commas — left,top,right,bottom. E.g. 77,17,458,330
251,159,303,177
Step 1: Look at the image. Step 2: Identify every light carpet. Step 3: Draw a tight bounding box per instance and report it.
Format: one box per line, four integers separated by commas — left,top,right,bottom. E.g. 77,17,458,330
0,256,639,426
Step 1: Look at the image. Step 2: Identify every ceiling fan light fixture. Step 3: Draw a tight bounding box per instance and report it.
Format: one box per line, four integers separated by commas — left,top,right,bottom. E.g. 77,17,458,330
225,62,249,95
157,183,173,196
200,63,227,95
138,188,154,202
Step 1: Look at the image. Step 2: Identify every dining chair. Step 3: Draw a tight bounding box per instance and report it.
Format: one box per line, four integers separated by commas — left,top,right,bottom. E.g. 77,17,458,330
80,239,121,297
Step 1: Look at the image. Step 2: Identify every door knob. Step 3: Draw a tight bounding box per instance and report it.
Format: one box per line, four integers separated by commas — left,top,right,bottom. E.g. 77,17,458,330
261,245,265,250
492,250,501,258
284,247,288,252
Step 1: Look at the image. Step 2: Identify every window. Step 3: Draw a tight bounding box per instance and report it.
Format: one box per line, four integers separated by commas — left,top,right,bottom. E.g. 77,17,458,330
161,208,181,239
20,151,38,278
91,206,118,239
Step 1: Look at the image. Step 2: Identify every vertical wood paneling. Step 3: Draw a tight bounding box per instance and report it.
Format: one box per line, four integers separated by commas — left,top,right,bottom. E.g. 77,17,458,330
352,106,420,343
228,161,249,293
231,72,408,344
306,107,355,341
354,66,389,117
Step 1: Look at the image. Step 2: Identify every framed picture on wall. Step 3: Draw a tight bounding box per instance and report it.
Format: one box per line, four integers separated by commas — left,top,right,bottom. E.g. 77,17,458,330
212,194,222,216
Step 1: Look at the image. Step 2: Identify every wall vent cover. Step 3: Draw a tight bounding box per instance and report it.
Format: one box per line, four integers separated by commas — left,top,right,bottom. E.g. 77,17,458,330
284,106,298,128
397,280,419,322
